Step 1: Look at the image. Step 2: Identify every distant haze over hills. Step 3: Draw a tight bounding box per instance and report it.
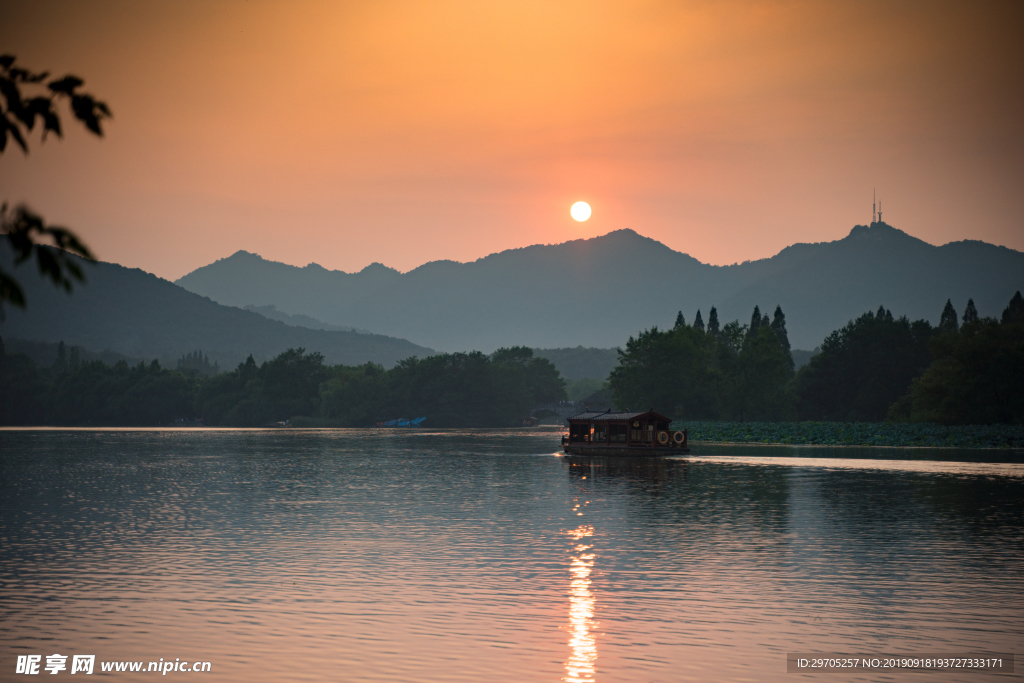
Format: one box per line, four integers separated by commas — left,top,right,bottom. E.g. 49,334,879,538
176,224,1024,351
533,347,620,381
0,246,433,369
242,304,371,334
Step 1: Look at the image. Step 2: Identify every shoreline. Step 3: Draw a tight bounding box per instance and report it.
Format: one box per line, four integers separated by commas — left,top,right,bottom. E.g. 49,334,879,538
690,440,1024,451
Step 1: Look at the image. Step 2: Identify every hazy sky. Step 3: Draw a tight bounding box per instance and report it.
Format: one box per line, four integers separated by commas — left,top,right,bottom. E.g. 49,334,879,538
2,0,1022,280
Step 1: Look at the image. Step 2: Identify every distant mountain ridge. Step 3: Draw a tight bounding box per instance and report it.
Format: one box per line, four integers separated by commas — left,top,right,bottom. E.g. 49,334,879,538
176,224,1024,351
0,245,433,368
243,304,371,334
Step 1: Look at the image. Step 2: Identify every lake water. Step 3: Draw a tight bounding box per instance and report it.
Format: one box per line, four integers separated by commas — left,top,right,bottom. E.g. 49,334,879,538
1,429,1022,682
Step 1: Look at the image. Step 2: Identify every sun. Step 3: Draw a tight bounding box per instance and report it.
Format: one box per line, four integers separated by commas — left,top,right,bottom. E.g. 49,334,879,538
570,201,591,222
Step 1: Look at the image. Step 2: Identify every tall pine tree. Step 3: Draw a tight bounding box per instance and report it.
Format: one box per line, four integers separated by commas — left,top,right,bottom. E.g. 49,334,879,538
770,305,791,352
938,299,959,334
748,305,762,338
1002,291,1023,326
693,309,705,332
675,311,686,329
707,307,720,336
962,298,979,325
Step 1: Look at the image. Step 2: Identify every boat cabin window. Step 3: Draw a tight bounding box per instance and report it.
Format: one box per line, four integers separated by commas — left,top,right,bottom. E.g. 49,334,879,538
609,424,627,442
593,424,607,442
570,423,588,443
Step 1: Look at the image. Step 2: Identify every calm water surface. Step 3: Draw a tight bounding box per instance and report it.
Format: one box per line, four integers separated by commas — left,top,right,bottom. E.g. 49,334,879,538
1,429,1022,682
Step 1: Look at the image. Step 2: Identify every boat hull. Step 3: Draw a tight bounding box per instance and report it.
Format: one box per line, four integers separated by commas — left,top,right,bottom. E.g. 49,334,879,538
562,445,689,457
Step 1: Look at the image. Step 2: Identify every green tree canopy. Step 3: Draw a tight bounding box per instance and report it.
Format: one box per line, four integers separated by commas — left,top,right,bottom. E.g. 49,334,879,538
490,345,565,404
609,325,721,418
794,308,933,421
899,295,1024,424
733,324,794,421
609,306,795,421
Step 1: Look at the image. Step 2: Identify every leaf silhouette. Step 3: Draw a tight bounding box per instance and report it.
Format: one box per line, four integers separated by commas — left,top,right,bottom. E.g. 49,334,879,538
1,116,28,152
48,75,84,94
71,94,105,135
41,109,62,138
0,77,23,110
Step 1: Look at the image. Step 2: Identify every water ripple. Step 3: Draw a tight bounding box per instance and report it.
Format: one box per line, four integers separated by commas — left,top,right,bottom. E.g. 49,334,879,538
1,430,1022,682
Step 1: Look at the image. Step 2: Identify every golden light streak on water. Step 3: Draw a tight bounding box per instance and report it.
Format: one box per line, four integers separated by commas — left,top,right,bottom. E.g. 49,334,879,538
684,455,1024,477
564,524,597,683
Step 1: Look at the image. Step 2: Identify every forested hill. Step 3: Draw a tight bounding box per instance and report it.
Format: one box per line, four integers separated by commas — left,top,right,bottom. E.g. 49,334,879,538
176,223,1024,352
0,247,433,368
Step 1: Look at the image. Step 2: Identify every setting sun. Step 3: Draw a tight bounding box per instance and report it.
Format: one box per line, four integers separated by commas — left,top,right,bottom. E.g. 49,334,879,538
570,202,592,222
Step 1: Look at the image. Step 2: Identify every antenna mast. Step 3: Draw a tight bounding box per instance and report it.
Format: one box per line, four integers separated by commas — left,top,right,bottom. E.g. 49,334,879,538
873,189,876,224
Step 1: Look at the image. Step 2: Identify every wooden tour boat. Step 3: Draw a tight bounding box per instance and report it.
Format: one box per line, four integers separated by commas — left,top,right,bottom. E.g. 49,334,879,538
561,409,689,456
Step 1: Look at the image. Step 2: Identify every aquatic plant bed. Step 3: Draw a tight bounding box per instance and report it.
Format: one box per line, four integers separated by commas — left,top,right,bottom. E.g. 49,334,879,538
670,420,1024,449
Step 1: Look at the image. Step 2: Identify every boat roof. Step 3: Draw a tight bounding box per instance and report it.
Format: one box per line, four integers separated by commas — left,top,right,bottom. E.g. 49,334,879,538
567,409,671,422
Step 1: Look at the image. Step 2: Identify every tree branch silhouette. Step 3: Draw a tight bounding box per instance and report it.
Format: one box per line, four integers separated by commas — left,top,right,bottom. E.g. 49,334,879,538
1,54,110,313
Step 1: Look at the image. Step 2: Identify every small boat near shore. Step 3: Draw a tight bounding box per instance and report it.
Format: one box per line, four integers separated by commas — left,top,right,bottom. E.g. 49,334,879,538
562,409,689,456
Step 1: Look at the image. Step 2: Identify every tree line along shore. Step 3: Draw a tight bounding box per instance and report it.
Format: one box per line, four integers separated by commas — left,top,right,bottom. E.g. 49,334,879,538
1,293,1021,439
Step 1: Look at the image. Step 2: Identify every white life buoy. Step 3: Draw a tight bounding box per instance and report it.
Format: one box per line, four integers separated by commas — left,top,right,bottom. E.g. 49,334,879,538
672,431,685,444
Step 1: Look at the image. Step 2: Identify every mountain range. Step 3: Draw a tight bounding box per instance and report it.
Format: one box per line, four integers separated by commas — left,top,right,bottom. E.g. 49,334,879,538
0,245,432,369
176,223,1024,351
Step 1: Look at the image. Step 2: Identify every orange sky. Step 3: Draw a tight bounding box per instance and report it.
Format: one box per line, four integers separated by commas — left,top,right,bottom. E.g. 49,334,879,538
2,0,1022,280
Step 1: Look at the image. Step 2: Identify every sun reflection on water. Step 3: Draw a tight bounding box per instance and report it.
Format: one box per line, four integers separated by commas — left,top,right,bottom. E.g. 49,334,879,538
564,524,597,683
